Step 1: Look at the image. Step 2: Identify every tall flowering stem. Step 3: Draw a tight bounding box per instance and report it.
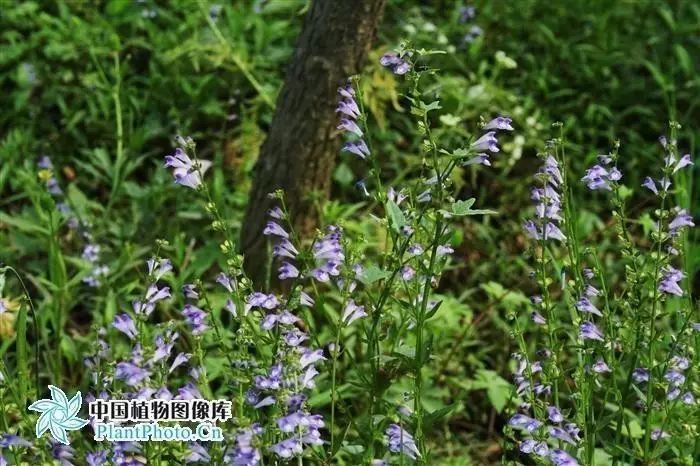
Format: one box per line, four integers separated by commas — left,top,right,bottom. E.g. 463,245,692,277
350,46,512,464
508,121,697,466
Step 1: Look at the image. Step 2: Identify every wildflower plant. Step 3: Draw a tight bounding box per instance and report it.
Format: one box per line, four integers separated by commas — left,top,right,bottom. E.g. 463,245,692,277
1,28,696,466
506,123,698,465
5,45,507,466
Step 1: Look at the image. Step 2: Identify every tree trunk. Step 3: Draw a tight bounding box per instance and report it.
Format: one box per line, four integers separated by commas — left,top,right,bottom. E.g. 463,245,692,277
241,0,386,284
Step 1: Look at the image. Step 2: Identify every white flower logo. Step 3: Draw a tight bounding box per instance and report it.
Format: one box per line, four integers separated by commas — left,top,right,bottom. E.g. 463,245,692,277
28,385,89,445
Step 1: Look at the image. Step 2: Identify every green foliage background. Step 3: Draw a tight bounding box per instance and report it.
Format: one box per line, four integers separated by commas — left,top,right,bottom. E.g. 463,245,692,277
1,1,698,463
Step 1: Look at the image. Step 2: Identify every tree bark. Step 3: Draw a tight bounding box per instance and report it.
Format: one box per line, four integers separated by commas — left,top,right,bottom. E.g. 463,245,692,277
241,0,386,284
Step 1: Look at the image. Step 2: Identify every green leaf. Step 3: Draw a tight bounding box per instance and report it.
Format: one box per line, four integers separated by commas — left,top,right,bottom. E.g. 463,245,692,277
444,199,497,217
422,100,442,112
450,198,475,215
439,114,461,126
333,162,355,187
474,369,511,413
359,265,390,285
386,200,406,233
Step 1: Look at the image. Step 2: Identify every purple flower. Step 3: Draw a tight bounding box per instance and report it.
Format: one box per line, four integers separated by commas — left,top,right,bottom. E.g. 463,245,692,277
300,349,326,368
658,266,684,296
182,284,199,300
524,156,567,244
463,153,491,166
37,155,53,169
268,206,284,220
115,362,151,386
519,439,537,454
385,424,420,459
185,443,210,463
342,140,370,159
263,221,289,239
664,370,685,387
669,209,694,232
380,52,411,75
575,297,602,316
673,153,693,173
247,292,279,310
255,363,283,391
508,414,542,432
579,321,604,341
681,392,695,405
543,223,567,241
470,131,500,153
581,164,620,190
598,153,613,164
531,311,546,325
46,178,63,195
547,405,564,423
269,438,302,459
216,273,234,292
164,148,211,190
387,187,408,205
147,257,172,280
153,333,178,362
132,300,154,316
342,300,367,326
338,83,355,100
337,118,363,137
277,411,322,433
300,365,319,389
182,304,208,335
592,359,611,374
177,382,203,400
336,99,360,119
112,313,138,340
632,368,650,383
483,116,514,131
82,244,100,262
549,427,577,445
86,450,108,466
650,429,669,440
51,442,76,466
642,177,658,195
583,284,600,297
261,313,279,330
284,329,308,347
169,352,191,373
458,5,476,22
464,25,483,42
224,298,239,317
0,435,32,448
146,284,171,304
667,387,681,400
550,449,580,466
227,427,262,465
300,292,314,307
401,266,416,281
670,356,689,370
533,442,549,457
272,239,299,259
436,245,454,256
278,262,299,280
